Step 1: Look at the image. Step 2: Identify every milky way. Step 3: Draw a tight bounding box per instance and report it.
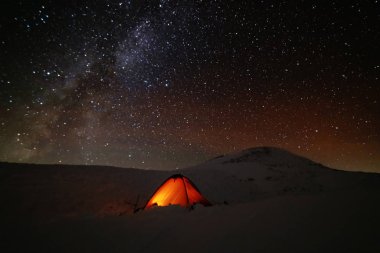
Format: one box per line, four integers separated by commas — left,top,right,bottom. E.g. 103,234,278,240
0,0,379,171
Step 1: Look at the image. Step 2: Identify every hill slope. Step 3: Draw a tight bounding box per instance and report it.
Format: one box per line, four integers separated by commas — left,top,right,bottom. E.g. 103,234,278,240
182,147,379,204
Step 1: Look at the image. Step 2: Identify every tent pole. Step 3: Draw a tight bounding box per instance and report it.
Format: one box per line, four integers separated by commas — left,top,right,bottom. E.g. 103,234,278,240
182,177,190,207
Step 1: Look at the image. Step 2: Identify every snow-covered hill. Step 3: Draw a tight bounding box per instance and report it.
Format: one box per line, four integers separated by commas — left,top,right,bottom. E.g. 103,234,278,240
182,147,377,204
1,147,379,253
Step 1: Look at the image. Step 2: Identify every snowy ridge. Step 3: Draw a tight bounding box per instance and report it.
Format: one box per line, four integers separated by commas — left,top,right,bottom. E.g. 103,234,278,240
205,146,315,166
182,147,372,205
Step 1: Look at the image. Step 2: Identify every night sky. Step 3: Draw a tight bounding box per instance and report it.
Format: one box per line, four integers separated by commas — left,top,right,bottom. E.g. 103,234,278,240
0,0,379,172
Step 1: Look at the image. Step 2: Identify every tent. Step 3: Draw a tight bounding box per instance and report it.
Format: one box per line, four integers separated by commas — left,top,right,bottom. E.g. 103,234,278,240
144,174,211,209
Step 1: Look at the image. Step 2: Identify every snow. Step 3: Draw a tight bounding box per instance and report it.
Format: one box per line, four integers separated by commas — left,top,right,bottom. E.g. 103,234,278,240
1,147,380,252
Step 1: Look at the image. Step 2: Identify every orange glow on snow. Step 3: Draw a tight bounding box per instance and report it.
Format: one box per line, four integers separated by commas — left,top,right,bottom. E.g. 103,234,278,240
145,175,210,209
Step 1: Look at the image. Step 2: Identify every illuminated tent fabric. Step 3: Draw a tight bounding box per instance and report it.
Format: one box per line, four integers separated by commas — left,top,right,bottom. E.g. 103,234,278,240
144,174,211,209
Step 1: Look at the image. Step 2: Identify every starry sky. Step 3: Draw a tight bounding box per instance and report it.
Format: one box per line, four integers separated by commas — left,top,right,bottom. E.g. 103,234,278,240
0,0,379,172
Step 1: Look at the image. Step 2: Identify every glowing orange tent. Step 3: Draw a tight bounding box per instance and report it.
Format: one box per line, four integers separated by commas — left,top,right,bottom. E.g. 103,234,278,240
144,174,211,209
